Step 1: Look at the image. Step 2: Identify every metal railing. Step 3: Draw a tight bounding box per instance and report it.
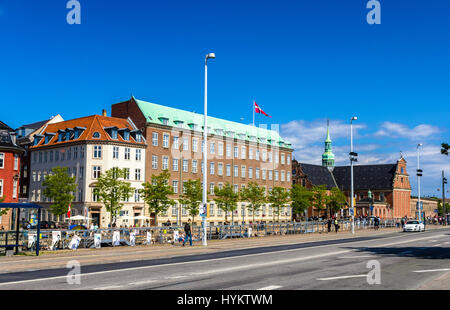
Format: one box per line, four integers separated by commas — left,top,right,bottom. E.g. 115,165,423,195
0,219,407,254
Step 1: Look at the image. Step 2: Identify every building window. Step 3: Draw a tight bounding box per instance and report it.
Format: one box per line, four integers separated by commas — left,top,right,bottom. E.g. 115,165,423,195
93,132,101,139
218,143,223,156
134,189,140,202
135,168,141,181
241,166,246,178
172,204,178,216
0,153,3,169
262,151,267,162
268,152,273,163
218,163,223,176
92,188,100,202
14,154,19,170
262,169,266,180
210,142,215,154
226,164,231,177
226,144,231,157
234,165,238,177
173,158,179,171
281,170,285,182
255,150,260,161
249,148,253,160
275,170,279,181
124,148,130,160
234,184,238,194
136,149,142,161
210,162,215,175
12,180,17,198
152,132,159,146
73,147,78,159
287,155,290,165
234,146,239,159
192,138,198,152
113,146,119,159
183,138,189,151
209,203,215,216
268,170,273,181
287,171,291,182
192,160,198,173
162,156,169,170
248,167,253,179
172,180,178,194
152,155,158,169
93,166,101,179
93,146,102,158
173,137,179,149
210,183,215,195
281,153,285,164
255,168,260,179
182,160,188,172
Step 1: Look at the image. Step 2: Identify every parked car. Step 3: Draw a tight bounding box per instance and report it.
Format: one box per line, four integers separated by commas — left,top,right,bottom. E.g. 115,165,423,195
403,220,425,232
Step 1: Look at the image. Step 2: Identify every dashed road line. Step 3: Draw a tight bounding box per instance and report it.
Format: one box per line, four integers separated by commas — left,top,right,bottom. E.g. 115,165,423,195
317,275,367,281
413,268,450,273
94,285,123,290
257,285,282,290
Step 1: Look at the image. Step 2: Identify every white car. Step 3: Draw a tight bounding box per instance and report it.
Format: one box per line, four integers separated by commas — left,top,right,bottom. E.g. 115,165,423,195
403,220,425,232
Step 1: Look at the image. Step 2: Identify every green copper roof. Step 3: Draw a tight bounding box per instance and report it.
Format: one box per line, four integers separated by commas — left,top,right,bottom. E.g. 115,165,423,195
322,120,335,167
134,98,292,149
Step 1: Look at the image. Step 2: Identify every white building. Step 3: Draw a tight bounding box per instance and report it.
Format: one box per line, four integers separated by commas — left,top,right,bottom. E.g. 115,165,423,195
29,114,147,228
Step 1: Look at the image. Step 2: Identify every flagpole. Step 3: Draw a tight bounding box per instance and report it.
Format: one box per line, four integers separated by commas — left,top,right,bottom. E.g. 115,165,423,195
252,101,255,127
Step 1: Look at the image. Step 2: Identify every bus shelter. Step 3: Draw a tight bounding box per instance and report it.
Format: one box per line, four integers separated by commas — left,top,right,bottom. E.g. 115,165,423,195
0,203,42,256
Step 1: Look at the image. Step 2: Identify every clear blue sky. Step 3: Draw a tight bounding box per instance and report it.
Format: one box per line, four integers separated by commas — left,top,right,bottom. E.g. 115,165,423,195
0,0,449,195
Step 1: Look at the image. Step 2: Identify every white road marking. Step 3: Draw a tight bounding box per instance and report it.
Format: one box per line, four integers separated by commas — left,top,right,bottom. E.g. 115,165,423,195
129,280,157,285
433,244,442,247
94,285,123,290
317,275,367,281
337,255,375,259
257,285,282,290
0,233,443,287
164,276,187,279
413,268,450,273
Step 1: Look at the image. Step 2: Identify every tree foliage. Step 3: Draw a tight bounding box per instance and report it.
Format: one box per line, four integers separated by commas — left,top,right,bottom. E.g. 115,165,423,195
290,184,313,219
179,179,202,223
214,183,239,223
240,182,266,224
268,186,290,222
311,185,328,217
442,143,449,156
95,167,133,225
327,187,347,218
140,170,175,225
42,166,77,217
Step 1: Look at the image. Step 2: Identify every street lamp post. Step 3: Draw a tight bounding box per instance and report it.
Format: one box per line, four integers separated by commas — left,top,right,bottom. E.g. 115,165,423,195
416,144,423,222
350,116,358,234
202,53,215,246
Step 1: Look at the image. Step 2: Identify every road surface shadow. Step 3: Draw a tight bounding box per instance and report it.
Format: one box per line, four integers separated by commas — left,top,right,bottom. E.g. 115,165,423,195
346,246,450,260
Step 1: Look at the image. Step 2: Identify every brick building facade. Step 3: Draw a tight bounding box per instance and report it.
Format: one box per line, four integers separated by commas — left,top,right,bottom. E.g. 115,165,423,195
112,97,294,226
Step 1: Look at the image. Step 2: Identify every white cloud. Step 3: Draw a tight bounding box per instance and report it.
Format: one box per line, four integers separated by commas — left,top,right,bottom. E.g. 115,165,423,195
374,122,440,140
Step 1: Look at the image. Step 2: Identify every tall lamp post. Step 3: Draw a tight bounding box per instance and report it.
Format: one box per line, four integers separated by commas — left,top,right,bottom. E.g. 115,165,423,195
416,144,423,222
202,53,215,246
443,171,447,225
350,116,358,234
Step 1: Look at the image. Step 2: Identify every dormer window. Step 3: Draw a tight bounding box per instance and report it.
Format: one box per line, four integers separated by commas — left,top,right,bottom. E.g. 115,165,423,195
118,128,130,141
73,127,86,140
34,135,43,146
135,132,142,142
215,129,224,136
112,129,118,139
174,120,184,128
44,133,55,144
188,123,199,131
226,131,235,137
159,117,169,126
238,133,246,140
93,132,101,139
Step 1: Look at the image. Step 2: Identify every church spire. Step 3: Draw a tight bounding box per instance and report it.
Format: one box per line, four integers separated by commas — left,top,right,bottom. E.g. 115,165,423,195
322,119,335,169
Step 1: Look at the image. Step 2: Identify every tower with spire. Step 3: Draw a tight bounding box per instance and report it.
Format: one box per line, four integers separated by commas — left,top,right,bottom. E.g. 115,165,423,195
322,119,335,170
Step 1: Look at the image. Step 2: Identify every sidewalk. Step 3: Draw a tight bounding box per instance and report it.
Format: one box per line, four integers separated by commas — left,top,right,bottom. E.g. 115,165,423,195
0,226,447,274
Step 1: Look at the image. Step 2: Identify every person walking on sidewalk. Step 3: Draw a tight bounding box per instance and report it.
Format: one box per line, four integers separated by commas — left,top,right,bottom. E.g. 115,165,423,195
327,218,332,233
182,219,193,246
334,218,340,233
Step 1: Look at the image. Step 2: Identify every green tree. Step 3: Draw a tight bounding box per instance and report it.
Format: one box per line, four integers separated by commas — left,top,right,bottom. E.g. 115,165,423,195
95,167,133,226
215,183,239,223
0,196,7,217
441,143,449,156
42,167,77,217
240,182,266,224
290,184,313,220
268,187,291,222
437,199,450,215
311,185,328,218
140,170,175,226
327,187,347,219
179,179,202,223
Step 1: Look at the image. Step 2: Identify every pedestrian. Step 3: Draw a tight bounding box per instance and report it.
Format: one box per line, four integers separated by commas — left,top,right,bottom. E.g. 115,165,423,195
327,218,332,233
374,217,379,231
334,218,339,233
182,219,193,246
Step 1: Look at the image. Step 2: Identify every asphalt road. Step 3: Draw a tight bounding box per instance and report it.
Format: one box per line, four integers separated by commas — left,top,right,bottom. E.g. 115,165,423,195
0,228,449,290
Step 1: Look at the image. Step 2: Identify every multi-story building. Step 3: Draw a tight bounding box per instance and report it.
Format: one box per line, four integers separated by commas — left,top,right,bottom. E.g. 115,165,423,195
410,197,439,219
28,113,147,228
15,115,64,202
292,122,412,219
0,121,24,230
112,97,294,226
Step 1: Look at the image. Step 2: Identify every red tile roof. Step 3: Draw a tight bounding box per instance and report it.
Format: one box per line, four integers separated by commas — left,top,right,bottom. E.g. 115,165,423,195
31,115,146,148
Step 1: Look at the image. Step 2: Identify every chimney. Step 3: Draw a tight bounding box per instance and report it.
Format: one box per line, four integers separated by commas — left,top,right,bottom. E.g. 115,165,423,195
102,109,107,117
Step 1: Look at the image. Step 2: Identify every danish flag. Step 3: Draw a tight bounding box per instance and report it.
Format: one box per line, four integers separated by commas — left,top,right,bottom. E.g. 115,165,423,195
254,101,271,117
67,203,71,219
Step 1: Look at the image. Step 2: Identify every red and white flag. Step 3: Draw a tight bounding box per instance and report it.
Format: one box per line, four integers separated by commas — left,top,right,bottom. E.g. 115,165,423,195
254,101,271,118
67,203,71,219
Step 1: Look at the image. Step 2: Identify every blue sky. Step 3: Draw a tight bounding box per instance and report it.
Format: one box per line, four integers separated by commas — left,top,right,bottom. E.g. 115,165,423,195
0,0,449,195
